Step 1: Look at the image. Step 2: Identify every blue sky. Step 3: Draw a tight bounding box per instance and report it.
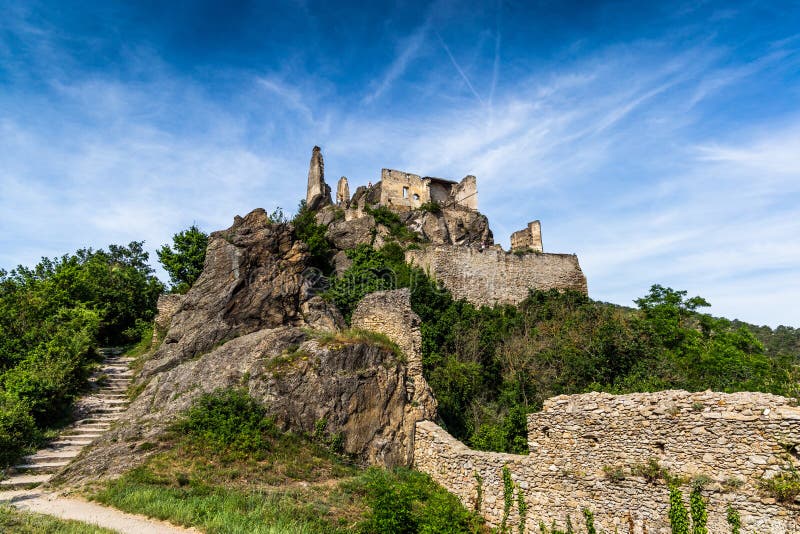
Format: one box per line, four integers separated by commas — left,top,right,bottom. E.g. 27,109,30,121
1,1,799,327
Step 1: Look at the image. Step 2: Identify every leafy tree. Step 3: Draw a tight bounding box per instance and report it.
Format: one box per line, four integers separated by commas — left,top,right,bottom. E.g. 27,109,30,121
291,200,334,273
0,242,162,464
157,225,208,294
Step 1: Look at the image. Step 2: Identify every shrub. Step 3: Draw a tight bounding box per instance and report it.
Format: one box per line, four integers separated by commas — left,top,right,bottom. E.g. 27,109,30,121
292,200,334,273
759,464,800,503
633,458,670,484
602,464,626,482
171,389,277,453
0,392,38,465
419,201,442,214
359,468,482,534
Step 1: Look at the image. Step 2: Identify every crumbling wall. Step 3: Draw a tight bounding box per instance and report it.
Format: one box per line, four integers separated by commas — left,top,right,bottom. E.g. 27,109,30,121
406,246,587,307
350,289,431,401
380,169,430,210
528,390,800,481
151,293,184,345
414,390,800,533
510,220,543,252
451,175,477,210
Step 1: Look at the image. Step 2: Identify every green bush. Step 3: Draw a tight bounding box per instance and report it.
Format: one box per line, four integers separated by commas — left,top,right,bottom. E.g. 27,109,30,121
0,392,38,465
359,467,482,534
292,200,334,273
419,202,442,214
759,465,800,503
171,389,277,453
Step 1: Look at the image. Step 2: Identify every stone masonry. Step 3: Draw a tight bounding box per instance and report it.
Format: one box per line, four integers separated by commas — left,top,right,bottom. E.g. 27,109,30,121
351,288,435,414
306,146,331,209
406,245,587,306
151,293,184,345
511,220,543,252
414,390,800,533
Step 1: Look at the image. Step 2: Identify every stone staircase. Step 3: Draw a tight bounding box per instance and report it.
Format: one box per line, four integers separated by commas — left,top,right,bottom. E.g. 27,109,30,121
0,348,133,490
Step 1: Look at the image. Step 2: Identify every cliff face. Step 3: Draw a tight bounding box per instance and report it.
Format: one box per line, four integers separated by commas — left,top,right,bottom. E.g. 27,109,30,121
56,209,436,486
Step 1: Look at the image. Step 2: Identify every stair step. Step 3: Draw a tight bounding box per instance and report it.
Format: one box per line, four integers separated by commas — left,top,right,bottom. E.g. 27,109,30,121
72,423,111,430
0,474,52,489
12,462,69,474
60,434,102,440
23,450,82,462
50,439,93,447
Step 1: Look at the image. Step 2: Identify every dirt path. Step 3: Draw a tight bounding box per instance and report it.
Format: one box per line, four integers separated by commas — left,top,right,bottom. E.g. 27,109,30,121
0,490,198,533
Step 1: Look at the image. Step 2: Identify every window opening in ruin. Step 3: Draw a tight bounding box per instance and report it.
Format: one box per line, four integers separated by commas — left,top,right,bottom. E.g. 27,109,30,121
413,194,420,201
402,187,408,198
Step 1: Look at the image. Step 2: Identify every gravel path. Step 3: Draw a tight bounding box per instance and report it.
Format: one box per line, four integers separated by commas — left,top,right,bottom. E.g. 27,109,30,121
0,490,198,533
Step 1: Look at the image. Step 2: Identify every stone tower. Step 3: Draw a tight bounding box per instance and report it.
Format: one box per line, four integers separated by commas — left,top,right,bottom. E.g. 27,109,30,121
306,146,331,209
336,177,350,205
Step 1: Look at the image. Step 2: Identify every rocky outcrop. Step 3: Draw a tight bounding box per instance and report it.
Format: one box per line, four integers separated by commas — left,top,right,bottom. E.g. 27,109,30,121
55,209,436,486
401,206,493,246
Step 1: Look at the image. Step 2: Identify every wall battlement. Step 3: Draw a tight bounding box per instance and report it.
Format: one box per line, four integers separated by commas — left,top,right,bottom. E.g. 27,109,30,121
414,390,800,533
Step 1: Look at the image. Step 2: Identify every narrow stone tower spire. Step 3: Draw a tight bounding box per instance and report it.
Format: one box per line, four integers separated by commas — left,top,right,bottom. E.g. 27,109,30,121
306,146,331,209
336,176,350,206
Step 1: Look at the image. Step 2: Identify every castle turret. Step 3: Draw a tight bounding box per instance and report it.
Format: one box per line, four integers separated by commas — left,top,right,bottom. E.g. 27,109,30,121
306,146,331,209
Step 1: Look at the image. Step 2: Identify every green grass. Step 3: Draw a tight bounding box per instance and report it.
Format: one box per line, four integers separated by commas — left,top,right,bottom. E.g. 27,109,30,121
307,328,405,361
87,390,484,533
0,505,116,534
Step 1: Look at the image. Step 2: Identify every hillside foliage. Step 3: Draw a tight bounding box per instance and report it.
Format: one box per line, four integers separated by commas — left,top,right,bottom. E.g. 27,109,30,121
0,243,162,465
326,243,800,454
156,225,208,294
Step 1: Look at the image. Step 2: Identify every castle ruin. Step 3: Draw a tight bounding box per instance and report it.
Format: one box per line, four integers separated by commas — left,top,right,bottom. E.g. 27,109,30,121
304,147,588,304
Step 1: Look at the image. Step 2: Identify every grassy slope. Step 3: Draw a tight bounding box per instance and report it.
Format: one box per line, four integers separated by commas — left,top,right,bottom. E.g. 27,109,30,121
0,506,115,534
87,391,483,534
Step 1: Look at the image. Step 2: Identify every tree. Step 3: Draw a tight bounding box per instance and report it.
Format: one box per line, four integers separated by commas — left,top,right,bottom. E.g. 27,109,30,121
157,225,208,294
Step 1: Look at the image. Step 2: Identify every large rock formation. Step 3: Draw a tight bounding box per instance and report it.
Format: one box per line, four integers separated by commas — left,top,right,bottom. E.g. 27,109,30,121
55,209,436,486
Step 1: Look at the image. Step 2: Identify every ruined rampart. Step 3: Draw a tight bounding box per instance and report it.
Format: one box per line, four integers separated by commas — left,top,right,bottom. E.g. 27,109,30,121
414,390,800,533
406,245,587,307
151,293,184,345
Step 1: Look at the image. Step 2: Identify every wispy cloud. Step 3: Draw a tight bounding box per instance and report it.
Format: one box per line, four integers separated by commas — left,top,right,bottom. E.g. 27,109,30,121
436,32,484,104
363,17,433,104
1,0,799,326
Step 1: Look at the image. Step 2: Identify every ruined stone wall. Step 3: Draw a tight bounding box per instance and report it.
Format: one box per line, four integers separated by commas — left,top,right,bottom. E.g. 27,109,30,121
451,175,477,210
151,293,184,345
350,289,431,393
406,246,587,307
351,289,437,457
511,220,543,253
380,169,430,210
414,390,800,533
528,390,800,482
